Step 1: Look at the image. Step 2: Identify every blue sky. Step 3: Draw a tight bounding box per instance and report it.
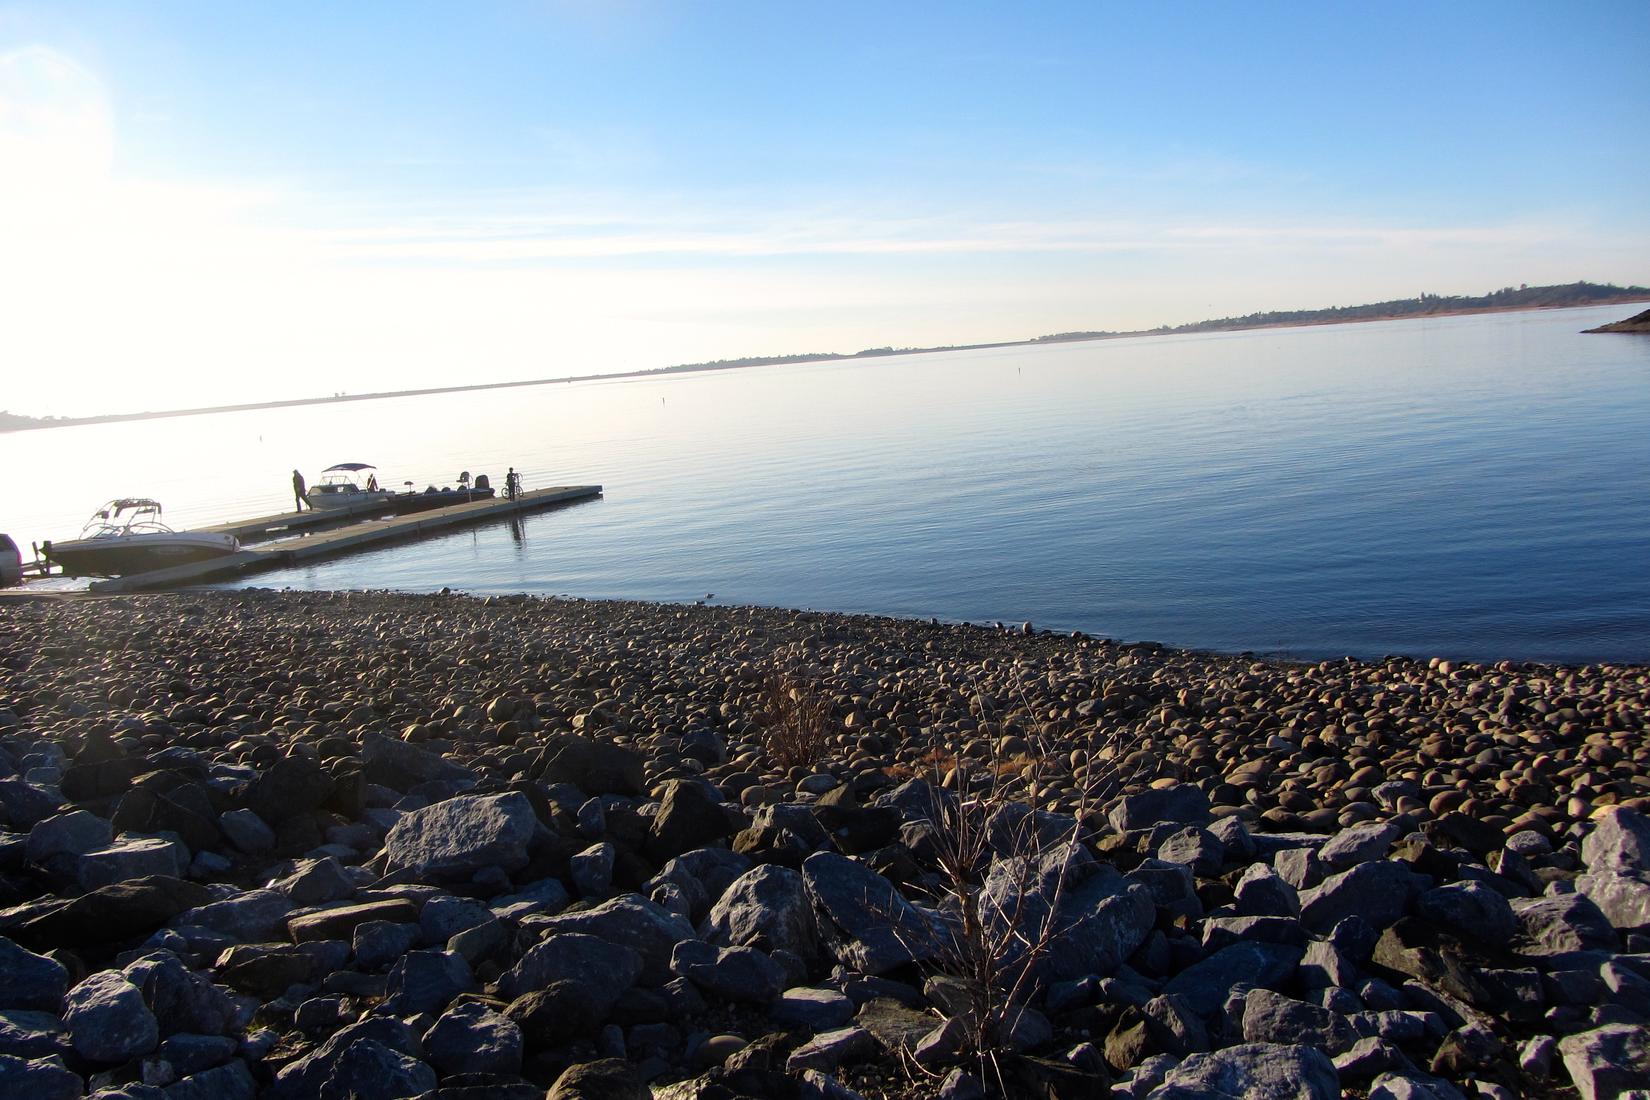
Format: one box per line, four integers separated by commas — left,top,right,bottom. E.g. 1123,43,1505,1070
2,1,1647,414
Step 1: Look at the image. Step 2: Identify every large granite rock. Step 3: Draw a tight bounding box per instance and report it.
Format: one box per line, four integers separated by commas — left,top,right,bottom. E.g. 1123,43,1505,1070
1146,1042,1339,1100
703,863,819,959
383,792,537,880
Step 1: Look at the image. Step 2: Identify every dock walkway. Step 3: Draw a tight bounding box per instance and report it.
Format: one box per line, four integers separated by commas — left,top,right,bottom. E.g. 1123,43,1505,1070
88,485,601,594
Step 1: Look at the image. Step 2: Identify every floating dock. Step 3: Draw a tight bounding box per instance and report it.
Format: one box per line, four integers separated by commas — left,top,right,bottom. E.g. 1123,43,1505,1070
86,485,601,595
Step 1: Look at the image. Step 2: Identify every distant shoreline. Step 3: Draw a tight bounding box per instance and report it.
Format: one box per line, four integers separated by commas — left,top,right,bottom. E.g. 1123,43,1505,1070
6,289,1648,433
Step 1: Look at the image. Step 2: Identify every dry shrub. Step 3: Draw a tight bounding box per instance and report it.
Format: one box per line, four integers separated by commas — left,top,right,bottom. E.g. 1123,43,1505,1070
760,668,833,769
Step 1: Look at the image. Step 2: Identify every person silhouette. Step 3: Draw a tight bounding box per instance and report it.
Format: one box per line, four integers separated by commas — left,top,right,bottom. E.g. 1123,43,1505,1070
291,470,307,511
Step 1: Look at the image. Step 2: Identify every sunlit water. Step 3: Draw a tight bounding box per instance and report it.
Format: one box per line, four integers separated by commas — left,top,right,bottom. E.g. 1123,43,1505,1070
5,305,1649,664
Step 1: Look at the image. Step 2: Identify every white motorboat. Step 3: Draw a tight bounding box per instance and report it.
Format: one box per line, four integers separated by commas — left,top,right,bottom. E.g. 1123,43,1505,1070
44,499,240,577
305,462,394,511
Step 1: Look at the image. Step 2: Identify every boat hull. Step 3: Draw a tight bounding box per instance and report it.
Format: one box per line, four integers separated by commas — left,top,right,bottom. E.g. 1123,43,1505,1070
46,533,240,578
305,489,394,511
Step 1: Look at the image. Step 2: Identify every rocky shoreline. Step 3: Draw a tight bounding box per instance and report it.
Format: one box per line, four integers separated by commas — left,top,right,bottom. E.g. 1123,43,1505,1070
0,590,1645,1099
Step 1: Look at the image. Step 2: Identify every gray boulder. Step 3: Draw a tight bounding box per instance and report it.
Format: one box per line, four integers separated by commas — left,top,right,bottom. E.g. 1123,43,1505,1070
1575,870,1650,931
1511,893,1620,955
1558,1023,1650,1100
1109,786,1210,833
1146,1042,1338,1100
318,1037,437,1100
1319,821,1401,870
978,842,1155,983
175,889,291,942
669,940,785,1004
361,733,476,793
1241,989,1359,1054
423,1000,522,1077
703,863,819,958
165,1059,258,1100
804,852,935,974
1299,862,1423,932
1415,881,1517,947
79,838,187,889
65,970,160,1063
1163,941,1305,1016
498,932,643,1000
1580,807,1650,875
383,793,537,880
381,950,472,1015
525,894,695,985
0,1008,70,1059
123,950,235,1036
26,810,112,868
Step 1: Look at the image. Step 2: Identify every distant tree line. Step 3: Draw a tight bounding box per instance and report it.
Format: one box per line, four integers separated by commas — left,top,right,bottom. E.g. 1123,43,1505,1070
1032,280,1650,343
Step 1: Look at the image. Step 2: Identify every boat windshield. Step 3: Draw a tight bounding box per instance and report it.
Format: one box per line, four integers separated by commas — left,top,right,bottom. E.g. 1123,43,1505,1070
79,499,174,539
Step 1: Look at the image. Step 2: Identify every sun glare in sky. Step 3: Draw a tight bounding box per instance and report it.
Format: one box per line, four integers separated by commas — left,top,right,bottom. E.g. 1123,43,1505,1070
1,3,1646,416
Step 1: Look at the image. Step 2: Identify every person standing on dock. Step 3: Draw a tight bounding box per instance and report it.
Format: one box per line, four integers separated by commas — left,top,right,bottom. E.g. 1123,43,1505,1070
506,467,520,500
291,470,307,511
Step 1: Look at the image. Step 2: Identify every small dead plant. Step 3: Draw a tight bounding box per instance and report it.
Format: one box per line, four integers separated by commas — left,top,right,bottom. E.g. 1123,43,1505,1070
759,667,833,770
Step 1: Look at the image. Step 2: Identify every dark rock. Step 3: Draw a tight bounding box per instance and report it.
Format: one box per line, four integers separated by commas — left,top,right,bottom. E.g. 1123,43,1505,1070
547,1058,648,1100
669,940,785,1004
269,857,355,907
1510,893,1620,956
497,932,643,1000
525,893,695,985
1415,882,1518,947
646,781,740,862
773,987,856,1030
318,1037,437,1100
0,1008,70,1059
1109,786,1210,833
504,980,614,1047
123,950,235,1036
1299,861,1424,932
1161,941,1304,1016
6,876,212,949
0,1052,82,1100
215,943,319,997
534,737,644,797
64,969,160,1062
856,997,937,1055
1319,821,1401,870
382,949,471,1015
423,1000,522,1077
267,1017,421,1100
1241,989,1359,1054
812,804,900,855
803,851,935,974
1234,864,1300,918
165,1058,257,1100
246,756,335,824
1156,827,1224,876
177,889,292,943
0,936,68,1011
361,733,476,793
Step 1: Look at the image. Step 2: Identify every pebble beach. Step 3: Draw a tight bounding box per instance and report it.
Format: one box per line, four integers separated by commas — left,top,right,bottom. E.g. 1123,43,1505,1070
0,589,1646,1099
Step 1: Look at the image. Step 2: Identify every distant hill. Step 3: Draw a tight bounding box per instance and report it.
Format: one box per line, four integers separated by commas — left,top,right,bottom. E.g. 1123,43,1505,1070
1033,280,1650,343
1584,307,1650,334
5,280,1647,430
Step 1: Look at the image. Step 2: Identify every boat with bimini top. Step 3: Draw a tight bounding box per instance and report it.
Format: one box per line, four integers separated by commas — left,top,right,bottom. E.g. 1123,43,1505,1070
43,499,240,577
305,463,394,511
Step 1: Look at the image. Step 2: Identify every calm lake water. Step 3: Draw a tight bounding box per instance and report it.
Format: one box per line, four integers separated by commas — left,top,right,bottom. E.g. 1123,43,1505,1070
6,304,1649,664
